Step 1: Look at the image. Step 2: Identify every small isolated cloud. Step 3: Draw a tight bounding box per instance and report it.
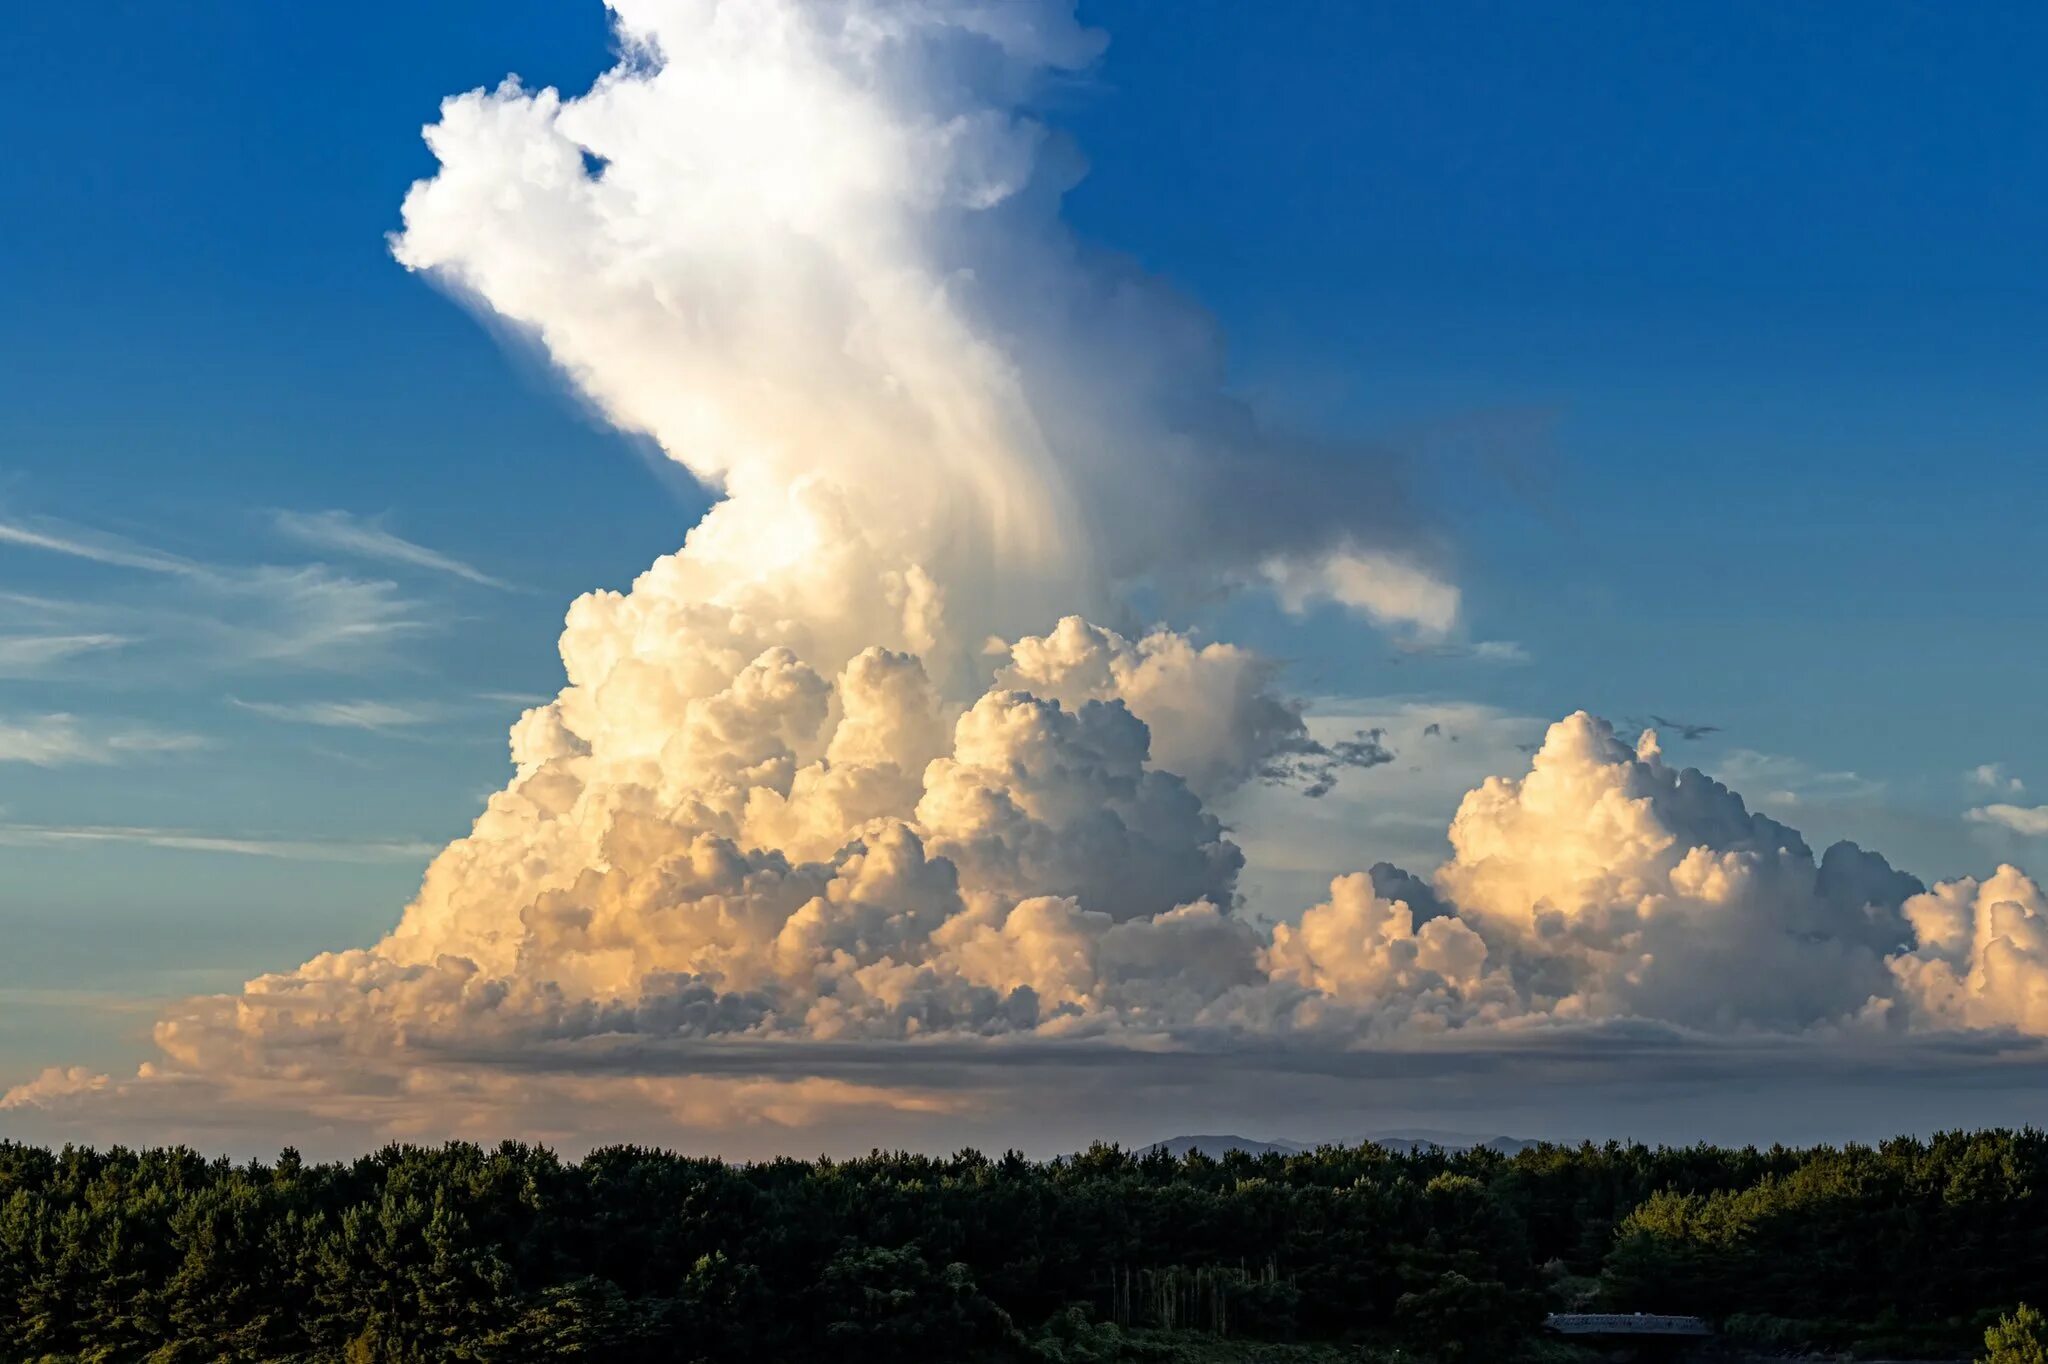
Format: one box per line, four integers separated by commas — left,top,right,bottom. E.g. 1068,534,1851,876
0,1066,110,1111
1967,804,2048,837
231,697,441,732
274,509,510,589
1262,548,1460,637
1393,638,1530,665
0,714,206,767
1971,764,2026,796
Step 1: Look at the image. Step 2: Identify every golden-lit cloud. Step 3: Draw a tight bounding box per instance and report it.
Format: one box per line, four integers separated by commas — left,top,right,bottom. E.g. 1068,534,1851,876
13,0,2046,1152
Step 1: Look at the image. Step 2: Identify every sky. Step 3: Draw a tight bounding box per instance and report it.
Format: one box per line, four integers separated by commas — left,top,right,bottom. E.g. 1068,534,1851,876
2,0,2047,1154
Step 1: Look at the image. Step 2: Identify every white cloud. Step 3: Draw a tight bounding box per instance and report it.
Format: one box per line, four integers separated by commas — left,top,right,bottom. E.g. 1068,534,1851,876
1971,763,2026,796
1,1066,110,1111
994,616,1372,800
1890,866,2048,1032
274,509,510,589
16,0,2047,1152
208,564,426,665
0,515,200,575
1968,804,2048,837
0,822,436,863
1262,548,1460,637
0,513,428,672
230,697,441,731
0,632,131,676
0,714,207,767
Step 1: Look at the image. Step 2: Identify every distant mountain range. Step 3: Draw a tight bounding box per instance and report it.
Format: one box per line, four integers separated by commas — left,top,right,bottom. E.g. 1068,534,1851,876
1143,1131,1541,1159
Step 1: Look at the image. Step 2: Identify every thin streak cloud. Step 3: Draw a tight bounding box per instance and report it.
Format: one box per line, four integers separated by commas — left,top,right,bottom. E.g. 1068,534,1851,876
274,509,511,589
230,697,441,731
0,822,437,863
0,516,200,576
0,633,131,676
0,714,207,767
0,511,431,672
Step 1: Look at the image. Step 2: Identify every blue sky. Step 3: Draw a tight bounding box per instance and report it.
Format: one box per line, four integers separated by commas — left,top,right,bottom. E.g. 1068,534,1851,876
3,1,2046,1101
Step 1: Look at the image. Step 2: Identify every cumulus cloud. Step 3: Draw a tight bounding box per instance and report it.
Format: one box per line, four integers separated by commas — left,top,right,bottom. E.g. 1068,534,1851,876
1,1066,110,1111
1435,714,1916,1030
1970,763,2026,796
993,616,1389,800
390,0,1453,639
1263,548,1460,637
1969,804,2048,837
17,0,2046,1151
1890,867,2048,1033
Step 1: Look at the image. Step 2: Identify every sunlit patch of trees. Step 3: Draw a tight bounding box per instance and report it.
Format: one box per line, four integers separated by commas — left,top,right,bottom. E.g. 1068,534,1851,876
0,1130,2043,1361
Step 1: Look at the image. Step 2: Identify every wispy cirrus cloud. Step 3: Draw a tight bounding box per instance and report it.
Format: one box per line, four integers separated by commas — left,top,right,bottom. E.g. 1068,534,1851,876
0,633,132,677
230,697,441,732
0,714,207,767
1712,749,1883,809
0,512,429,672
0,516,201,576
208,564,426,665
0,821,436,863
273,509,510,590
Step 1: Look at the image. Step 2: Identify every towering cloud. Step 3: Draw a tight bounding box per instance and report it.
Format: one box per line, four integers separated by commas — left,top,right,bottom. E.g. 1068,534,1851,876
10,0,2046,1150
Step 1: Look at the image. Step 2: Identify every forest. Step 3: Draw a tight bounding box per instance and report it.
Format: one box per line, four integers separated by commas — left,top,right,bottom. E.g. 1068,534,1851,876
3,1128,2048,1362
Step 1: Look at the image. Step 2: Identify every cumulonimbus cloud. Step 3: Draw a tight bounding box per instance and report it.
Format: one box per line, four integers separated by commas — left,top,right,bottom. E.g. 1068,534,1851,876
12,0,2044,1151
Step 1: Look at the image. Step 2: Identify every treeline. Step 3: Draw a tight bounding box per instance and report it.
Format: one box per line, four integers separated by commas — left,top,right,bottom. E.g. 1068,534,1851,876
0,1129,2042,1361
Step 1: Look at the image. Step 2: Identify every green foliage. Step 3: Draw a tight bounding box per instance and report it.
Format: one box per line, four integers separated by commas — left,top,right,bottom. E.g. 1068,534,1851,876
1984,1303,2048,1364
0,1130,2041,1361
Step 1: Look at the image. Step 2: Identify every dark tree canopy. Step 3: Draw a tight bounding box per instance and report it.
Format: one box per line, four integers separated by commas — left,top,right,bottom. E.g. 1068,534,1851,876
0,1129,2041,1361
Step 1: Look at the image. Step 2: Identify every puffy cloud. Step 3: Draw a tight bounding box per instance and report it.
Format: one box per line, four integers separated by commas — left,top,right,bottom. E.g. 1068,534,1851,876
996,616,1391,800
1263,874,1507,1032
1969,804,2048,837
1435,714,1909,1030
0,1066,110,1110
33,695,2048,1147
18,0,2048,1151
1262,547,1460,638
391,0,1452,638
917,689,1241,920
1890,867,2048,1033
1971,763,2027,796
